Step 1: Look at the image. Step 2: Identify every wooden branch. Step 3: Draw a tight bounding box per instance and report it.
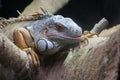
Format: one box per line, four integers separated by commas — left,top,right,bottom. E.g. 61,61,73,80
0,31,34,80
21,0,69,16
91,18,109,34
32,26,120,80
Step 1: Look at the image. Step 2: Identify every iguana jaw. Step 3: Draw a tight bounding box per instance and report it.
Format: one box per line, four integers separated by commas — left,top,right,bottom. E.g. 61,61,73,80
47,32,82,43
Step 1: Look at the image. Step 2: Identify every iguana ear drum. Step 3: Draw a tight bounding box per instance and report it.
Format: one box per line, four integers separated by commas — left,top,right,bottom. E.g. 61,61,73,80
37,39,54,53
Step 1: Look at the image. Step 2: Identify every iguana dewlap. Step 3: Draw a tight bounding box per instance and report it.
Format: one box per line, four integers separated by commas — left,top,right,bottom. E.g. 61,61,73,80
1,13,82,67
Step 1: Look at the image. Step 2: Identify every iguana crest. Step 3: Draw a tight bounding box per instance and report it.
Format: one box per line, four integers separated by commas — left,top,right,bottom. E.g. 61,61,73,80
0,12,50,29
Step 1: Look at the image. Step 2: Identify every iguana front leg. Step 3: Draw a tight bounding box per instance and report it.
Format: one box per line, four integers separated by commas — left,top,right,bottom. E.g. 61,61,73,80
82,31,98,38
13,27,40,67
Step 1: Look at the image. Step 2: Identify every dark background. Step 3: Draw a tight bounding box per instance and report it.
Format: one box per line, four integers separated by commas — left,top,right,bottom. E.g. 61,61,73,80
56,0,120,30
0,0,120,80
1,0,120,29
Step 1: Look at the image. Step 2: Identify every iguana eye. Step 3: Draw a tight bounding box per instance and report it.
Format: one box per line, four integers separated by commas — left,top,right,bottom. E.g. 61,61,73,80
55,23,64,32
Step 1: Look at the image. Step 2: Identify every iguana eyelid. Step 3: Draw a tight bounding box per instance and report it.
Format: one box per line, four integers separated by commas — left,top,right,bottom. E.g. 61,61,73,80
55,23,64,31
56,25,63,30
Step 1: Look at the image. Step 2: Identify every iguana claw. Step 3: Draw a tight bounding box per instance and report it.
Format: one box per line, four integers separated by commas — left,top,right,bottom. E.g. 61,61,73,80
81,30,98,44
23,48,40,67
13,27,40,67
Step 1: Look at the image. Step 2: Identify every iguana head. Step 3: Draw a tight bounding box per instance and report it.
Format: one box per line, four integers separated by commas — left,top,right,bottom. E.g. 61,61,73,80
27,14,82,55
45,15,82,43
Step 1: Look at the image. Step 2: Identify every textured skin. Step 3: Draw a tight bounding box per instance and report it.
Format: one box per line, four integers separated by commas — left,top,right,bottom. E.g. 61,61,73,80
1,14,82,55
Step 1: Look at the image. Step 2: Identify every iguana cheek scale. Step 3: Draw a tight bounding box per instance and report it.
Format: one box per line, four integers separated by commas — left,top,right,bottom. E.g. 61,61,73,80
37,39,55,52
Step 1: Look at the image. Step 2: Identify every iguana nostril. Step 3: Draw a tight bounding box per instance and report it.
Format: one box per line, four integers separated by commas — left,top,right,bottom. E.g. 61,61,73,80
76,30,80,34
75,30,78,34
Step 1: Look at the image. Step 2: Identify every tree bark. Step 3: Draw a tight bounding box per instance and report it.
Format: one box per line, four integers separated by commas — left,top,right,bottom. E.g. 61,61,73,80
32,27,120,80
21,0,69,16
0,31,35,80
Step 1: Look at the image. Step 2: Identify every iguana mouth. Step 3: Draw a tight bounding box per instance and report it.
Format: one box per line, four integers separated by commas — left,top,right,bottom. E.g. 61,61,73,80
47,33,82,42
47,33,81,38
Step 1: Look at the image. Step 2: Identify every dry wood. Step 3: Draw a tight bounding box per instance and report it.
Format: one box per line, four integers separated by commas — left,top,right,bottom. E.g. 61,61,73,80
32,26,120,80
21,0,69,16
0,31,35,80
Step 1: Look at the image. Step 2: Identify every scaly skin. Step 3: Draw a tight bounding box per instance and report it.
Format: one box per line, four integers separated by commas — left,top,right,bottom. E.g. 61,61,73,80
1,13,82,67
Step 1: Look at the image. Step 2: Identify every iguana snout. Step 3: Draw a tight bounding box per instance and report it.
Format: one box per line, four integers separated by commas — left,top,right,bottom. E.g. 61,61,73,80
45,15,82,43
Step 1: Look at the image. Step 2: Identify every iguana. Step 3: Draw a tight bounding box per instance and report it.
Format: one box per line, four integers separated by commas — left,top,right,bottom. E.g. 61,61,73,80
0,9,108,70
0,12,83,68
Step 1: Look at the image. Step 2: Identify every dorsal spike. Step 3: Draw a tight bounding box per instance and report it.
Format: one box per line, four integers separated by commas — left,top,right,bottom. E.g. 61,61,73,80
17,10,24,18
40,7,48,15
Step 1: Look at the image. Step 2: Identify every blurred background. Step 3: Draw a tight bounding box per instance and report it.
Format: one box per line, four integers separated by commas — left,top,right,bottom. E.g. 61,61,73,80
0,0,120,30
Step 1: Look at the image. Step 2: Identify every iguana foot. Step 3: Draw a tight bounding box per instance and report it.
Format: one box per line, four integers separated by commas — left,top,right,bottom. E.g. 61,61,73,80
83,30,98,38
23,48,40,67
13,27,40,67
81,30,98,44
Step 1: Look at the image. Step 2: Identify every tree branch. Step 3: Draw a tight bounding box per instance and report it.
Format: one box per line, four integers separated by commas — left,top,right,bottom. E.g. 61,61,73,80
32,26,120,80
21,0,69,16
0,31,34,80
91,18,109,34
